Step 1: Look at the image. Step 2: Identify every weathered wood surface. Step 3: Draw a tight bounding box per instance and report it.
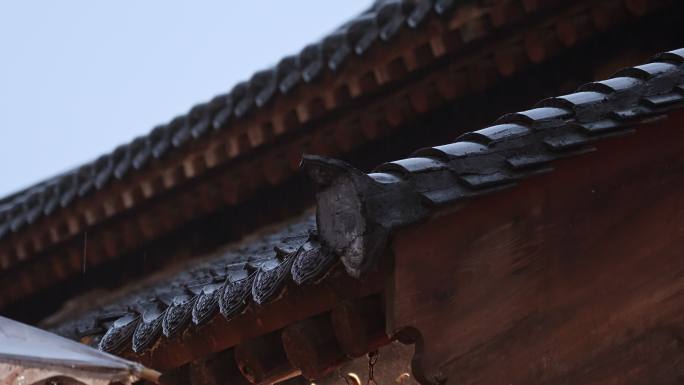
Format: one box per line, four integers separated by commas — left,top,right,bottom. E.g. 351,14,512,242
387,111,684,385
188,349,251,385
332,295,390,358
235,330,299,384
282,313,346,380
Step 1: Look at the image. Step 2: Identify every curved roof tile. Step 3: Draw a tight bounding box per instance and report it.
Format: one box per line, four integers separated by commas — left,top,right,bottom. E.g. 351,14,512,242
51,215,339,354
303,47,684,277
0,0,443,239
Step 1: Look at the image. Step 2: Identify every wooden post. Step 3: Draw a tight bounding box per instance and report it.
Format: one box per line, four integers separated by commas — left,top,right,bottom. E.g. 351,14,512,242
281,313,346,380
234,330,300,384
331,295,390,358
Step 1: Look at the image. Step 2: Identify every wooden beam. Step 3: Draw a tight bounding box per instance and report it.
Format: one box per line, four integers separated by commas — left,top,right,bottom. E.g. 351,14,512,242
188,349,251,385
331,295,390,358
281,313,346,380
234,330,299,384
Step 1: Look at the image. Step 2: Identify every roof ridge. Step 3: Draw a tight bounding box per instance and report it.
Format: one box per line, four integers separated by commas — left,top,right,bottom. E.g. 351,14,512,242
303,47,684,277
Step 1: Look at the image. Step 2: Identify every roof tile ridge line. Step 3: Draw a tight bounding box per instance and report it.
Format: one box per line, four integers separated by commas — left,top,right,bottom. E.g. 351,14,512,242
0,0,445,236
301,47,684,278
94,228,339,354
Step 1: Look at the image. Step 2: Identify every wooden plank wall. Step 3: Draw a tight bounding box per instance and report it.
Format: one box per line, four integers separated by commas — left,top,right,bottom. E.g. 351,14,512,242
387,111,684,384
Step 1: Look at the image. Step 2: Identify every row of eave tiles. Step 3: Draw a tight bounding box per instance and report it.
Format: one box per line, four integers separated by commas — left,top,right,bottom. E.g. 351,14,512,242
0,0,460,238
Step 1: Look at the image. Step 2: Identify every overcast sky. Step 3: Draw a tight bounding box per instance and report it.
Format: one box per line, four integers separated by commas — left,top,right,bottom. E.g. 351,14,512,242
0,1,369,196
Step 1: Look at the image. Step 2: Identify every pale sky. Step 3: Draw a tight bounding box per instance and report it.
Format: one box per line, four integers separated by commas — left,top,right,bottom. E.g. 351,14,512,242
0,1,369,196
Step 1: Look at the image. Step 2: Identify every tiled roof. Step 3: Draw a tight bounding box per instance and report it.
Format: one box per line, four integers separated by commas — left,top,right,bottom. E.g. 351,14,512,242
52,215,338,354
54,47,684,357
303,47,684,277
2,0,676,289
0,0,455,240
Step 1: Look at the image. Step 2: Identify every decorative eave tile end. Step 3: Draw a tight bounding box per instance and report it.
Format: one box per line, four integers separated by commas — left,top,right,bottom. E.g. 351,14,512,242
302,154,428,277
